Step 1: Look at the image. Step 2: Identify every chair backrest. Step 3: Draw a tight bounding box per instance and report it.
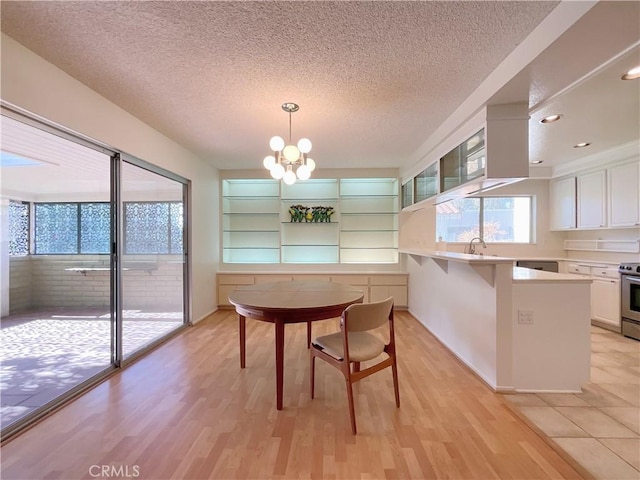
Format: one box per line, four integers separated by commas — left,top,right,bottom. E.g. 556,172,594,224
343,297,394,332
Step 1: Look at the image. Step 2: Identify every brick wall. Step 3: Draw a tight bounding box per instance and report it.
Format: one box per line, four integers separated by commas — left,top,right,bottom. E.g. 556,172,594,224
11,255,183,311
9,256,33,314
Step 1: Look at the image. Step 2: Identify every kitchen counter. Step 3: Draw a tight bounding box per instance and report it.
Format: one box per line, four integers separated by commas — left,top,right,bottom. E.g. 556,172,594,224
405,248,591,393
400,247,514,264
512,266,592,283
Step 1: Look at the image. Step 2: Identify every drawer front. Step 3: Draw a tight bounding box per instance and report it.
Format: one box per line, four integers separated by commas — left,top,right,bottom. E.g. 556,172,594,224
217,274,254,285
590,267,620,279
370,274,408,286
567,264,591,275
254,275,293,283
330,275,369,285
292,275,331,282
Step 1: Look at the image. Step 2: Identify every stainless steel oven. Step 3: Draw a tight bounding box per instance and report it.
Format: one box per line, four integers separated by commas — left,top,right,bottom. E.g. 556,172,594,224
619,263,640,341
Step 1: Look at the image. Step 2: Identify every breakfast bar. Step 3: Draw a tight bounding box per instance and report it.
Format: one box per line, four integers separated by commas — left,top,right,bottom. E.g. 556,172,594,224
401,248,592,393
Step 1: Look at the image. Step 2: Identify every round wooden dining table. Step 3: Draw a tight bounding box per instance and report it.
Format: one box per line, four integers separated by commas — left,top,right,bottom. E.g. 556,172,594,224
228,280,364,410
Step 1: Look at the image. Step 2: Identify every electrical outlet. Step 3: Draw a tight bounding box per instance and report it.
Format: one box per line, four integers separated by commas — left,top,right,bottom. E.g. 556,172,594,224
518,310,534,325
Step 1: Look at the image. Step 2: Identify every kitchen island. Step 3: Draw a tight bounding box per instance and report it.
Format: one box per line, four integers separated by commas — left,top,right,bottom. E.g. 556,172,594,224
401,248,592,392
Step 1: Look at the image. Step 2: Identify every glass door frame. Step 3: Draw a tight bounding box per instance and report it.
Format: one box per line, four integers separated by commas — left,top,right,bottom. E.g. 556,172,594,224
0,102,191,438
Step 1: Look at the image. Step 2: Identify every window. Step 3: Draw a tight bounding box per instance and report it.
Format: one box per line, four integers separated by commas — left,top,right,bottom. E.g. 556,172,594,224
124,202,183,254
32,201,183,254
8,200,30,256
435,196,532,243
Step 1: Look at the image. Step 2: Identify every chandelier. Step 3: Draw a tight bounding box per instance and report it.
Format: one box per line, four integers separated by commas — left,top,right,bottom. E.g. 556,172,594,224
263,102,315,185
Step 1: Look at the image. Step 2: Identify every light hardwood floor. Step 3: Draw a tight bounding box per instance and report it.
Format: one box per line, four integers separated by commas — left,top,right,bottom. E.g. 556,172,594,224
1,310,582,479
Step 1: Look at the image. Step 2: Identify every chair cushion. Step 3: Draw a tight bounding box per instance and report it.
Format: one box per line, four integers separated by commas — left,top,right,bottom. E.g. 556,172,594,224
313,331,385,362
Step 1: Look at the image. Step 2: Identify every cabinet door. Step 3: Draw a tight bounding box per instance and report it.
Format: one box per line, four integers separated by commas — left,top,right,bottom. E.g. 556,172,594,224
577,171,606,228
608,162,640,227
549,177,576,230
370,285,407,307
591,278,621,328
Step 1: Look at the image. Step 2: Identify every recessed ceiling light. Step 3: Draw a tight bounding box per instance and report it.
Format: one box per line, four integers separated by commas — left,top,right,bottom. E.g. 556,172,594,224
531,160,544,164
540,114,561,124
621,65,640,80
573,142,591,148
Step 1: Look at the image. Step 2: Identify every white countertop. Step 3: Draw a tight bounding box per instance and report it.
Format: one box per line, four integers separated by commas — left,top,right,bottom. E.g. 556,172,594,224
399,248,514,264
512,266,592,283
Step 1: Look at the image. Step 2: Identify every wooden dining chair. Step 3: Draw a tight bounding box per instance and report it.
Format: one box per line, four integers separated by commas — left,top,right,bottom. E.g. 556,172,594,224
310,296,399,434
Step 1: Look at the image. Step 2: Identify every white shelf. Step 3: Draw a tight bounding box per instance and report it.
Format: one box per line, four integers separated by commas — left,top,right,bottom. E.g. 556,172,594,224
563,239,639,253
222,177,399,264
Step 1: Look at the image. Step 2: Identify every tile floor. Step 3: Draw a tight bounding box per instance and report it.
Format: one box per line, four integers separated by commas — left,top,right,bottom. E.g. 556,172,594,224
0,307,183,429
503,326,640,480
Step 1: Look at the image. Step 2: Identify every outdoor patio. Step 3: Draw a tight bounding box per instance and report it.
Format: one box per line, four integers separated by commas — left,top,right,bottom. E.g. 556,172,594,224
1,307,183,429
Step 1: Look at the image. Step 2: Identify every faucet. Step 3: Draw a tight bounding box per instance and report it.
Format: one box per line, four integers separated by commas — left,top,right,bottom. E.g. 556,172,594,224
467,237,487,255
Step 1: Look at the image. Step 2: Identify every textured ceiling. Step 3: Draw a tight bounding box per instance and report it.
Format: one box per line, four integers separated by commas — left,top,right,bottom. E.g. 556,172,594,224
1,1,639,178
0,1,561,171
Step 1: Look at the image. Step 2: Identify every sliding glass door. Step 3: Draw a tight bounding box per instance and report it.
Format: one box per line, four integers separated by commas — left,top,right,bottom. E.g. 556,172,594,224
1,114,114,431
1,109,190,438
120,161,186,360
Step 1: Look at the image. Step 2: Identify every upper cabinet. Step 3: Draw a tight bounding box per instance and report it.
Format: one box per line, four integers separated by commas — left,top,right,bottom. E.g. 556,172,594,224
403,103,529,210
608,161,640,227
550,176,576,230
550,160,640,231
577,171,606,229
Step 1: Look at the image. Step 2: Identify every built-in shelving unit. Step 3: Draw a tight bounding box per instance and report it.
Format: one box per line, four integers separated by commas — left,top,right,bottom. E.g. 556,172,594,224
281,179,339,263
339,178,399,264
563,239,639,253
222,177,399,264
222,179,280,263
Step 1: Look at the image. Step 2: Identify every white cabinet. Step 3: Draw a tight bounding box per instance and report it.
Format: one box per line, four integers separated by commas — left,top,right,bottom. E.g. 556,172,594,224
591,275,621,330
216,273,407,308
608,161,640,227
577,171,606,229
550,177,576,230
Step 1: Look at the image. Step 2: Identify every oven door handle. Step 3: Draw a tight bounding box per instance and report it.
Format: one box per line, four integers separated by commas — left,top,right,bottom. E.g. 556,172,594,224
626,276,640,283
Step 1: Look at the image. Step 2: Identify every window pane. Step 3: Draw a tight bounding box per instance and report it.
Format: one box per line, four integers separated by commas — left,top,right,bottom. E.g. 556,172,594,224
8,200,29,256
435,198,480,242
35,203,78,254
125,202,169,254
483,197,531,243
401,179,413,208
169,202,184,254
80,203,111,253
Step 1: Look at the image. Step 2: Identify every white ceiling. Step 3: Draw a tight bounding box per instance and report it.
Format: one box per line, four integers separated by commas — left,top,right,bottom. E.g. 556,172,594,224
0,1,639,185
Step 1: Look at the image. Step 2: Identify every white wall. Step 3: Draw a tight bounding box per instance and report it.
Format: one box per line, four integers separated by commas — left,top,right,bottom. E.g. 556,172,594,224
1,33,220,322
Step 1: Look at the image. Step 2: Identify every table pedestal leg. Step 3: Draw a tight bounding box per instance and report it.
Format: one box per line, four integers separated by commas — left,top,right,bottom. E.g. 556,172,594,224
275,319,285,410
239,314,246,369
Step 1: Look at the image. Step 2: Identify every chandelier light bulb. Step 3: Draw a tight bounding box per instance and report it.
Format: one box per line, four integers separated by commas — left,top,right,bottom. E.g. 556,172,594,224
270,163,285,179
306,158,316,172
269,136,285,152
263,155,276,170
283,167,297,185
283,145,300,162
263,103,316,182
297,138,312,154
296,164,311,180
